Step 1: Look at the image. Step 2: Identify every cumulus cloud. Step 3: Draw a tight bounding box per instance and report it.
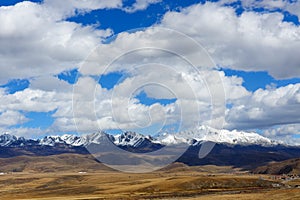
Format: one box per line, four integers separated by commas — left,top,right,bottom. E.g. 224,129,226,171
226,84,300,130
30,75,73,92
219,0,289,11
286,1,300,19
264,124,300,137
78,26,216,78
263,124,300,145
0,88,64,113
0,110,29,127
0,1,112,84
68,67,251,133
239,0,286,10
43,0,123,19
123,0,162,13
161,2,300,79
0,127,45,139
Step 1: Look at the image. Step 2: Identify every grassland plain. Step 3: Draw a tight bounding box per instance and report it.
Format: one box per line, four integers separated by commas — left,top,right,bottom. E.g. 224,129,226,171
0,154,299,199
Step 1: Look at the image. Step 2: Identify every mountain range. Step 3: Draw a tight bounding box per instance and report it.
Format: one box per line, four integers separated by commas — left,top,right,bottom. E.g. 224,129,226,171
0,126,299,171
0,125,280,148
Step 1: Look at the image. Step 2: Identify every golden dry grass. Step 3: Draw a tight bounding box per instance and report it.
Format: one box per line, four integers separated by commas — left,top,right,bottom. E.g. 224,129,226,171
0,170,291,200
0,154,299,199
186,189,300,200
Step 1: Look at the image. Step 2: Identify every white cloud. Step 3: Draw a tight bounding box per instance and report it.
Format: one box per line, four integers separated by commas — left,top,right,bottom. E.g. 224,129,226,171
264,124,300,137
0,110,29,127
67,68,251,133
0,1,112,84
0,89,61,113
240,0,286,10
78,27,216,78
219,0,288,11
286,1,300,19
2,79,298,139
30,75,73,92
226,84,300,130
161,2,300,79
43,0,123,19
123,0,161,13
263,124,300,145
0,0,165,85
0,127,45,139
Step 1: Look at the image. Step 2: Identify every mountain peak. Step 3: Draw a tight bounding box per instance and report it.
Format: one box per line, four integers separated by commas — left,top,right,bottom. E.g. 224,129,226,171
115,131,152,147
0,133,18,146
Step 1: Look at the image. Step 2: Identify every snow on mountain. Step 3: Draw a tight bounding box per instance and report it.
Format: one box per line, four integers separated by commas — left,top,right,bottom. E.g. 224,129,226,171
156,132,191,145
39,135,67,146
158,125,277,146
0,133,18,146
39,131,114,147
60,134,82,146
0,133,30,147
39,132,153,148
114,131,153,147
0,126,279,147
80,131,115,146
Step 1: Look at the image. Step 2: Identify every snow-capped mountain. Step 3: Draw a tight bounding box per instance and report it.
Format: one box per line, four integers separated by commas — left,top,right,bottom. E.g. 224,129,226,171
0,134,30,147
39,135,68,146
157,125,278,146
39,131,115,147
1,127,299,171
114,131,154,147
156,132,192,145
0,126,280,148
0,134,18,146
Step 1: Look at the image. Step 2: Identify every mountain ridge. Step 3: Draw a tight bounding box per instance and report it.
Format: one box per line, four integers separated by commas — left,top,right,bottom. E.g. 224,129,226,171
0,126,282,148
0,127,300,170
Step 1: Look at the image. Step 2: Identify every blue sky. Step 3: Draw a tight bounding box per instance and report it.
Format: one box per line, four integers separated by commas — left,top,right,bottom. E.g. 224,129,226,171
66,0,208,31
13,111,55,129
66,0,300,32
223,69,300,91
0,0,299,141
